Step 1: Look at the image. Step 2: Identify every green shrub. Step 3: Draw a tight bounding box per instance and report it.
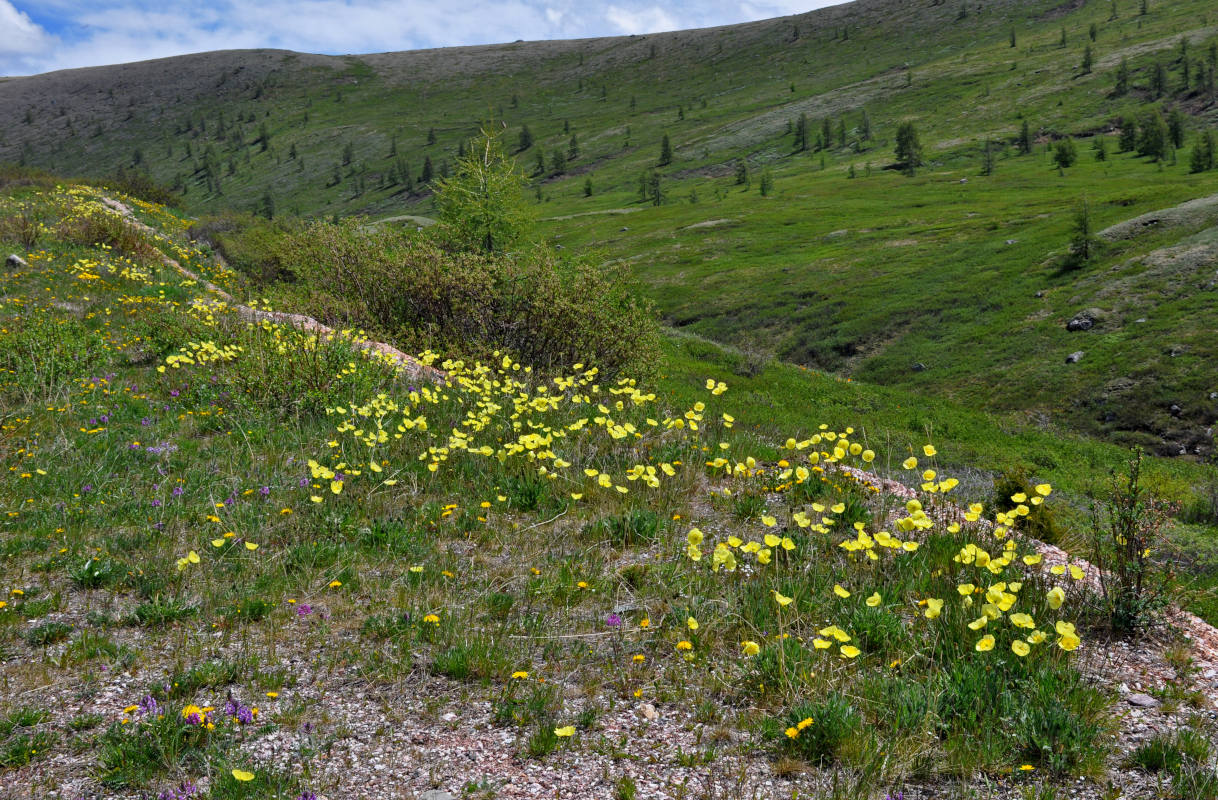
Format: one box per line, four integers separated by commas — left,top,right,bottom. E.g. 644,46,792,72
243,217,657,378
781,692,863,765
992,467,1065,545
1088,449,1174,634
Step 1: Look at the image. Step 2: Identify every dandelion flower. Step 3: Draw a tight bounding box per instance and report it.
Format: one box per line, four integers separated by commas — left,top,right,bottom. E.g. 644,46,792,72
686,617,699,631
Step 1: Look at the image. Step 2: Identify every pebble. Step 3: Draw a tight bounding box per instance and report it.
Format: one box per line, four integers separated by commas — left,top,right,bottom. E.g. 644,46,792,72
1127,693,1160,708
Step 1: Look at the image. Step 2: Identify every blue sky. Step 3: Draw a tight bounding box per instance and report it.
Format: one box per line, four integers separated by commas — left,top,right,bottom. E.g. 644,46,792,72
1,0,843,76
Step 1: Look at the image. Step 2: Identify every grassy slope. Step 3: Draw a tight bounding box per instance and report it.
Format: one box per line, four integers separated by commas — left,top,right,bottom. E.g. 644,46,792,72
1,0,1216,449
4,178,1217,798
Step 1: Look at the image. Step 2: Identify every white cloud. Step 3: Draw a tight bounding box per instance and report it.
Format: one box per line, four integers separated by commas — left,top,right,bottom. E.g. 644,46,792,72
604,4,680,35
0,0,56,66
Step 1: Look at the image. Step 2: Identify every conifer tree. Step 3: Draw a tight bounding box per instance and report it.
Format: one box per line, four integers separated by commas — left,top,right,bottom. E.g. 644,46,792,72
659,133,673,166
895,122,922,175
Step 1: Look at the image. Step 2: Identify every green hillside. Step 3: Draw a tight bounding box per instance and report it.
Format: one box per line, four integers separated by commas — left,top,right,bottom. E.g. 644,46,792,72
1,0,1217,455
4,175,1218,799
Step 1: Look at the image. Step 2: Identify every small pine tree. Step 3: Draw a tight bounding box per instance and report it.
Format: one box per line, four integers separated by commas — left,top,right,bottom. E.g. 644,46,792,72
860,109,872,141
795,113,809,152
1060,27,1067,47
1019,119,1033,154
821,117,833,150
1114,57,1130,95
1118,118,1138,151
568,133,579,160
895,122,923,175
1010,29,1017,48
1089,22,1098,42
837,118,847,147
1067,196,1100,268
550,149,567,175
432,124,535,253
1053,137,1078,168
389,133,398,158
1189,130,1215,173
1139,0,1148,15
1137,109,1169,160
427,127,436,145
659,133,673,166
981,138,995,176
342,142,354,166
1167,107,1186,149
734,161,750,187
1082,44,1093,74
420,155,434,184
1151,61,1167,97
759,168,773,196
518,124,533,151
1094,134,1108,161
583,176,593,197
648,170,663,205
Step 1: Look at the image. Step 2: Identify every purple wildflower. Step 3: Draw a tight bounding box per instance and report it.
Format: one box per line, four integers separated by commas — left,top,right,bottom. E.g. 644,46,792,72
296,604,313,616
172,486,184,497
138,695,159,716
260,486,271,496
81,485,92,493
605,613,623,629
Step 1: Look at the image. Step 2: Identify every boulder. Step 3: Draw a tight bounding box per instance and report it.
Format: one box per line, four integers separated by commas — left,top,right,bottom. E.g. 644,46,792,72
1065,351,1084,364
1066,308,1105,332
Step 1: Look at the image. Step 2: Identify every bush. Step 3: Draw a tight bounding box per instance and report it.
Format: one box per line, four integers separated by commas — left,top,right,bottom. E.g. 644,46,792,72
992,467,1066,545
1088,449,1174,634
98,169,181,208
781,692,863,765
268,218,659,378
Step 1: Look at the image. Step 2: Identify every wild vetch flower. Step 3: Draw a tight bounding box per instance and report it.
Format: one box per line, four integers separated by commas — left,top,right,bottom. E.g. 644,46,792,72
172,486,184,497
236,705,253,725
296,604,313,616
138,695,159,716
297,792,318,800
606,613,622,628
260,486,271,496
81,485,92,493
